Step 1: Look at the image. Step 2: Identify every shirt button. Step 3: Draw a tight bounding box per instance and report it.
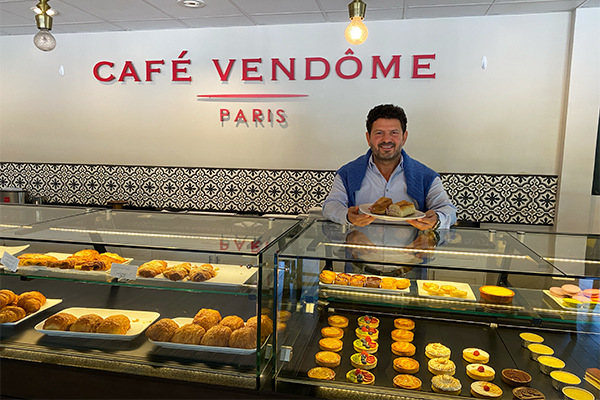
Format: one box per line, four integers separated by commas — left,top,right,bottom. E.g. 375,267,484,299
386,189,389,192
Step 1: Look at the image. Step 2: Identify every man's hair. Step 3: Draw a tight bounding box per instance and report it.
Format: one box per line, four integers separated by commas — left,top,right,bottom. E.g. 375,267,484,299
366,104,408,134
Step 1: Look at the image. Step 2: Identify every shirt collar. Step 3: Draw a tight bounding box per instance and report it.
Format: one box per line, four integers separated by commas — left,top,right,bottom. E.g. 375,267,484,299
368,153,404,176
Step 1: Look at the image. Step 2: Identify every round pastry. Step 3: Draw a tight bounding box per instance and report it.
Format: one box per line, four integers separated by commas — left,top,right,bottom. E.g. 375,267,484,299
319,270,336,284
229,326,256,349
441,285,457,294
346,368,375,385
193,308,222,330
277,322,286,332
428,358,456,376
562,387,594,400
561,284,581,296
527,343,553,360
328,315,348,328
315,351,341,368
519,332,544,348
394,318,415,330
319,338,343,352
69,314,104,333
353,337,378,354
350,351,377,370
357,315,379,328
471,381,503,399
200,325,232,347
42,312,77,331
307,367,335,380
355,325,379,340
334,273,351,285
349,275,366,287
513,387,546,400
432,374,462,395
449,289,467,298
246,315,273,339
425,342,451,359
364,276,381,288
502,369,532,387
392,341,416,357
381,277,397,289
170,323,206,345
145,318,179,342
321,326,344,339
479,286,515,303
537,356,565,375
393,357,419,374
423,282,439,292
549,287,566,297
396,278,411,290
391,329,414,342
466,364,496,381
463,348,490,364
393,374,422,390
220,315,245,331
277,310,292,322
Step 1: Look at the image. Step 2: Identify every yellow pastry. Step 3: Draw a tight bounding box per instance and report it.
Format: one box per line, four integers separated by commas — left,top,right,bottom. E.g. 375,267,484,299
396,278,411,289
353,338,378,354
391,329,414,342
319,338,343,352
315,351,341,368
321,326,344,339
466,364,495,381
431,374,462,395
328,315,348,328
392,341,416,356
308,367,335,380
425,342,451,359
463,348,490,364
394,318,415,330
441,285,457,294
470,381,502,398
355,325,379,340
393,357,420,374
381,278,397,289
428,358,456,375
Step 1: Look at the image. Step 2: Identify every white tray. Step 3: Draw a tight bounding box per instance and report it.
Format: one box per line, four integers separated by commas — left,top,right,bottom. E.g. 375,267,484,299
8,252,132,273
417,280,477,301
543,290,599,313
35,307,160,340
148,317,258,354
136,261,257,286
0,245,30,258
320,274,411,294
358,203,425,221
1,298,63,326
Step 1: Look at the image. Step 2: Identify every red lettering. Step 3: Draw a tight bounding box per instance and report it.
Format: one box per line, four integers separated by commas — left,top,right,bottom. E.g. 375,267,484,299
251,240,262,252
253,109,263,122
220,109,230,122
220,240,229,250
412,54,436,79
242,58,262,81
372,55,401,79
234,240,245,251
118,61,141,82
305,57,330,80
93,61,115,82
213,59,235,81
234,109,247,123
271,58,295,81
335,53,362,80
145,60,164,81
276,109,286,123
172,50,191,82
267,109,271,123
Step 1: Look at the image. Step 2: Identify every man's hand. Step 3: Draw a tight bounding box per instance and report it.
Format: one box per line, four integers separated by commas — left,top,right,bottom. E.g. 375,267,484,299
347,206,376,227
408,209,438,231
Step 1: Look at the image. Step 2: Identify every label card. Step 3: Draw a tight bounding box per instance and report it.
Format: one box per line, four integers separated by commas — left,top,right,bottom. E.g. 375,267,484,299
1,252,20,272
110,263,137,280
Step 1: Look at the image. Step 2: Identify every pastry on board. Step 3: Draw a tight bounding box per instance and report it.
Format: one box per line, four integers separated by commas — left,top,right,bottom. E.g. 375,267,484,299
137,260,167,278
307,367,335,380
229,326,256,349
43,312,78,331
315,351,341,368
69,314,104,333
200,325,232,347
96,314,131,335
145,318,179,342
170,323,206,345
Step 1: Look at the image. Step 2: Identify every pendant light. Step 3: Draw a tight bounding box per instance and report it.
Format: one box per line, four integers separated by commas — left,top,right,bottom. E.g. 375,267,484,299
345,0,368,45
33,0,56,51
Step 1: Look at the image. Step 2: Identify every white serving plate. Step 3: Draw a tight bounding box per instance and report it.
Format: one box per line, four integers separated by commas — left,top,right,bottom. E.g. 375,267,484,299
136,261,257,286
148,317,258,355
320,274,411,294
359,203,425,221
417,280,477,302
7,252,132,274
543,290,599,313
35,307,160,340
1,298,63,326
0,245,30,258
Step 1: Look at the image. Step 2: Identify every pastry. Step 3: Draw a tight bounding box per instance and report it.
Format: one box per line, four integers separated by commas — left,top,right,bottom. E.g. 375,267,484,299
75,259,109,271
69,314,104,332
450,289,468,298
466,364,495,381
96,254,120,269
220,315,244,331
394,318,415,330
315,351,341,368
163,262,192,281
562,387,594,400
392,341,416,357
229,326,256,349
350,351,377,370
246,315,273,339
145,318,179,342
321,326,344,339
193,308,222,331
527,343,553,360
355,325,378,340
512,387,546,400
188,264,218,282
537,356,565,375
346,368,375,385
479,285,515,303
201,325,232,346
582,289,600,299
328,315,348,328
100,252,127,264
353,338,378,354
550,370,581,389
519,332,544,347
428,357,456,375
43,312,78,330
463,348,490,364
381,277,396,289
137,260,168,278
277,322,286,332
423,282,439,292
502,369,532,387
170,323,205,344
17,253,58,266
319,338,343,352
396,278,411,289
386,200,416,217
277,310,291,322
441,284,457,294
393,357,420,374
585,368,600,390
307,367,335,380
349,275,366,287
334,273,351,285
17,291,46,314
0,289,18,307
431,374,462,395
393,374,422,390
391,329,414,342
357,315,379,328
0,306,27,323
561,284,582,296
471,381,503,398
71,249,100,260
549,287,566,297
364,276,381,288
425,342,451,359
47,258,79,269
319,270,336,284
96,314,131,334
370,197,392,215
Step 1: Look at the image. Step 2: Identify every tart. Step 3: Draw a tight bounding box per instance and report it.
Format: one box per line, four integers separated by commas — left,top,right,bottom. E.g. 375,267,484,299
357,315,379,328
471,381,503,399
346,368,375,385
463,348,490,364
381,277,397,289
391,341,416,356
307,367,335,380
479,285,515,303
393,374,422,390
519,332,544,348
364,276,381,288
441,284,457,294
527,343,553,360
319,338,343,352
355,325,379,340
425,342,451,359
431,374,462,395
550,371,581,391
321,326,344,339
328,315,348,328
394,318,415,330
353,337,378,354
393,357,420,374
396,278,411,289
349,275,366,287
428,358,456,376
466,364,496,381
449,289,468,298
350,351,378,370
334,273,351,285
391,329,414,342
502,369,532,387
319,270,336,284
537,356,565,375
563,387,594,400
423,282,439,292
315,351,341,368
513,387,546,400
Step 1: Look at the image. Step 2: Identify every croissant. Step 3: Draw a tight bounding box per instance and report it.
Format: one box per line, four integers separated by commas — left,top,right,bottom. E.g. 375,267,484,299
70,249,100,261
137,260,168,278
220,315,245,332
171,324,206,345
192,308,222,331
96,314,131,335
200,325,232,347
18,253,58,267
229,326,256,349
163,263,191,281
47,258,79,269
188,267,213,282
0,289,18,307
17,291,46,314
0,306,27,323
75,260,109,271
43,312,78,330
145,318,179,342
100,253,126,264
70,314,104,332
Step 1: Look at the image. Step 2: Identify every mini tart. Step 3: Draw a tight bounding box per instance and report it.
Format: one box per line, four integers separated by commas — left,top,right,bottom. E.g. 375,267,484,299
393,357,420,374
479,285,515,303
471,381,503,399
428,358,456,376
334,273,351,285
391,329,414,342
431,374,462,395
394,318,415,330
423,282,439,292
392,341,416,357
353,338,378,354
450,289,467,298
319,270,336,284
502,369,532,387
396,278,411,289
277,310,291,322
381,277,397,289
355,325,379,340
315,351,341,368
393,374,422,390
328,315,348,328
463,348,490,364
466,364,496,381
307,367,335,380
346,368,375,385
350,352,378,370
357,315,379,328
441,284,457,294
425,342,451,359
319,338,343,352
349,275,366,287
513,387,546,400
321,326,344,339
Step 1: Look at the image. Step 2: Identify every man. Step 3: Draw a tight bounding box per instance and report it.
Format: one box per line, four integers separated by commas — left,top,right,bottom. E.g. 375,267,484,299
323,104,456,230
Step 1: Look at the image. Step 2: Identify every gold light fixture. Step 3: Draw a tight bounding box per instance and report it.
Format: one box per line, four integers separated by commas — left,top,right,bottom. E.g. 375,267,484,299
345,0,368,45
33,0,56,51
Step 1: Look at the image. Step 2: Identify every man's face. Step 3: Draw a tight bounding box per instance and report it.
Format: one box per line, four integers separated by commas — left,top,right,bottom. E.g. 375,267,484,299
366,118,407,162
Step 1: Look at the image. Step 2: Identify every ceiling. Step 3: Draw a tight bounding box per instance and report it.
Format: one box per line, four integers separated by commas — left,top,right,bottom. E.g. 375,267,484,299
0,0,598,36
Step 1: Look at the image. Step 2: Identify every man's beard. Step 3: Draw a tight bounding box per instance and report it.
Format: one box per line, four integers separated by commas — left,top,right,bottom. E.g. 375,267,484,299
372,143,401,161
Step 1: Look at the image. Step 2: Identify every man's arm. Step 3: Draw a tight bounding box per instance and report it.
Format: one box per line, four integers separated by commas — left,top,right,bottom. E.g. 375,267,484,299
408,176,457,230
322,174,375,227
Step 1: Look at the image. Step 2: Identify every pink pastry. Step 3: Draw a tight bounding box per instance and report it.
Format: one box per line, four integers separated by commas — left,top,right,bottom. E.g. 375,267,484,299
573,295,591,304
549,287,565,297
561,284,582,297
582,289,600,298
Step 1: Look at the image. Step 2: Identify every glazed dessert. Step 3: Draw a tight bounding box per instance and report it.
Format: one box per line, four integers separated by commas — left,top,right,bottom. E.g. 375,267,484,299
396,278,411,289
428,358,456,376
394,318,415,330
349,275,366,287
380,277,397,289
355,325,379,340
319,338,343,352
364,276,382,288
431,374,462,396
319,270,336,284
350,351,377,370
585,368,600,390
466,364,496,381
315,351,341,368
513,387,546,400
307,367,335,380
582,288,600,299
537,356,565,375
353,337,378,354
463,348,490,364
393,357,420,374
562,386,595,400
393,374,422,390
334,273,351,285
321,326,344,339
502,369,532,387
471,381,503,399
449,289,468,298
425,342,451,359
479,285,515,303
346,368,375,385
328,315,348,328
561,284,582,296
391,329,414,342
527,343,554,360
391,341,416,357
550,371,581,391
519,332,544,348
357,315,379,328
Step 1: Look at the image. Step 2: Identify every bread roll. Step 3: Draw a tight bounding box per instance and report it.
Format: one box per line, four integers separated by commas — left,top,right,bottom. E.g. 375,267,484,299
137,260,167,278
96,314,131,335
246,315,273,339
370,197,392,215
43,312,78,330
0,289,18,307
229,326,256,349
70,314,104,332
163,263,191,281
200,325,232,347
17,291,46,314
386,200,416,217
220,315,245,331
170,324,205,345
0,306,27,323
145,318,179,342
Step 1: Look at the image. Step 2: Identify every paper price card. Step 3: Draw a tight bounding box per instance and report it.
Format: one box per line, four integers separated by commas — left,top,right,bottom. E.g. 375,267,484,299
1,252,19,272
110,263,137,280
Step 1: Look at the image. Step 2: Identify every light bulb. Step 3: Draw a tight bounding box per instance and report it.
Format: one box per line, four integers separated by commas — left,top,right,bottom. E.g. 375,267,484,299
34,28,56,51
345,16,368,45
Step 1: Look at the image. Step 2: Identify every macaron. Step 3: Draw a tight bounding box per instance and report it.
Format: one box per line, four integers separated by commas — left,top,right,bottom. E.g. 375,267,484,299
582,289,599,299
561,284,581,297
549,287,565,297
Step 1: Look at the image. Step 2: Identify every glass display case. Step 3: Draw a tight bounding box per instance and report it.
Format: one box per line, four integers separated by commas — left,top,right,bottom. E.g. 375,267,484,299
0,204,303,394
274,220,600,399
